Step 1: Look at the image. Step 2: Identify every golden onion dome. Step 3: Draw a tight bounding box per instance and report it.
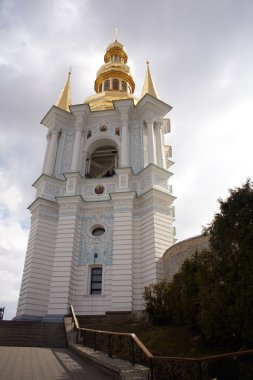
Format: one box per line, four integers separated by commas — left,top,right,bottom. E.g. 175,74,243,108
85,40,137,111
104,41,128,63
94,39,135,95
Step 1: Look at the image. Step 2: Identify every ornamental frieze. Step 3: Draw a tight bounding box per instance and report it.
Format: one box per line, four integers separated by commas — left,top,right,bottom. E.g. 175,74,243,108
78,212,113,266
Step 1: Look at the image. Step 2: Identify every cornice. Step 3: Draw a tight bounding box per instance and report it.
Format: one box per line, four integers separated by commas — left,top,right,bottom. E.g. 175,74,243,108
41,105,74,128
32,173,66,188
136,93,172,118
28,196,58,212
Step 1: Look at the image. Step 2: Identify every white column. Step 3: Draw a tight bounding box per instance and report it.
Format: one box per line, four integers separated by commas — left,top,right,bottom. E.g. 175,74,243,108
120,117,129,167
71,126,83,172
147,121,156,164
45,128,59,176
42,132,51,173
120,116,129,168
155,121,166,168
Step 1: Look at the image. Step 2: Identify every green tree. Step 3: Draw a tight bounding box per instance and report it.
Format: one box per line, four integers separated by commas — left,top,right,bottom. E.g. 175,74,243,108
143,281,171,324
170,253,201,327
144,180,253,350
199,179,253,348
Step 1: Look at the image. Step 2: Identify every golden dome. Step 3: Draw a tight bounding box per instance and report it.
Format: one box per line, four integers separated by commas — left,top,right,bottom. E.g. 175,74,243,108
94,39,135,94
104,41,128,63
84,40,137,111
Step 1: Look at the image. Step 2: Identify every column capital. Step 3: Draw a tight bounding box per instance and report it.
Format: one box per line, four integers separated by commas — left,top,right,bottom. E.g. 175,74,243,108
50,126,60,135
143,110,156,126
74,115,84,130
155,119,163,129
120,110,129,121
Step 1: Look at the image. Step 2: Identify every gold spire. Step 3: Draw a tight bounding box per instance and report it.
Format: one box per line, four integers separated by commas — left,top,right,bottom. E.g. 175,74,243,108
141,60,158,99
55,69,71,112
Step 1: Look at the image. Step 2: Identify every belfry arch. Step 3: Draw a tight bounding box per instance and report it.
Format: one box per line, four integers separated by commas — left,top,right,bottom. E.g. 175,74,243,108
83,137,120,178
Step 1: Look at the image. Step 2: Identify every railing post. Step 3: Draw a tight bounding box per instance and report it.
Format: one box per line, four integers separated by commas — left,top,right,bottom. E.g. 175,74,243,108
83,331,87,347
108,334,112,358
198,361,203,380
94,332,97,351
149,358,154,380
131,337,135,366
76,330,79,344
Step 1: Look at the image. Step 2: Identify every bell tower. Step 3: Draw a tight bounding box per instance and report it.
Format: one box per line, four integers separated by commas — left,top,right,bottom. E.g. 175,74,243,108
16,40,175,320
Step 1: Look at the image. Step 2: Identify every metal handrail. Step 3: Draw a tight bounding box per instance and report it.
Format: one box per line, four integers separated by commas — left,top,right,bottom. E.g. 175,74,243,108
69,304,152,359
70,304,80,330
69,304,253,379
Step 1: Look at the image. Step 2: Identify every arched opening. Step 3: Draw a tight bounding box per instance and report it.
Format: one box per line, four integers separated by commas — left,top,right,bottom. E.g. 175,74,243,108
112,79,119,90
104,80,110,91
87,145,118,178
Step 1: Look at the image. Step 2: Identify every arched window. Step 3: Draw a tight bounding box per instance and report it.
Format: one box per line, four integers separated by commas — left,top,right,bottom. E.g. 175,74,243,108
104,80,110,91
89,145,118,178
121,81,127,92
99,84,102,93
113,79,119,90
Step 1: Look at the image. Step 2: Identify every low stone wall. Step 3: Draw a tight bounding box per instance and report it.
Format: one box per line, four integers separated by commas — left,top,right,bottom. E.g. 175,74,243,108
163,234,210,282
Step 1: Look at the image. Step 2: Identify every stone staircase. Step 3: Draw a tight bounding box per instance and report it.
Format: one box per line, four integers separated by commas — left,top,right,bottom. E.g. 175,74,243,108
0,321,67,347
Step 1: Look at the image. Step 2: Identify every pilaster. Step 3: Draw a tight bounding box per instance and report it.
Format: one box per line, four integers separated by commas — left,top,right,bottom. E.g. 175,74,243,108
155,120,166,168
45,127,60,176
16,198,58,319
71,115,85,172
111,192,135,311
46,196,82,317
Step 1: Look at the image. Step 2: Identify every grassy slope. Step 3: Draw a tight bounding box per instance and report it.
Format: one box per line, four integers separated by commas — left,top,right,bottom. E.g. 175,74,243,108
82,321,215,358
131,323,208,357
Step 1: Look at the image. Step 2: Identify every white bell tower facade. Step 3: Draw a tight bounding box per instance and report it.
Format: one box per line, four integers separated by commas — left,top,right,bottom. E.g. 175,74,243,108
16,40,175,320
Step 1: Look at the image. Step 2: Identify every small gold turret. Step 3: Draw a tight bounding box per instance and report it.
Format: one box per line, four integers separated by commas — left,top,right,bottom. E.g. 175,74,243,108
141,61,158,99
55,70,71,112
94,40,135,94
85,40,137,111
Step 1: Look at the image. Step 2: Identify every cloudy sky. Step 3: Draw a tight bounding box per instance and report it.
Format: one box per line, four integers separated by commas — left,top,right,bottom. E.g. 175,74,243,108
0,0,252,319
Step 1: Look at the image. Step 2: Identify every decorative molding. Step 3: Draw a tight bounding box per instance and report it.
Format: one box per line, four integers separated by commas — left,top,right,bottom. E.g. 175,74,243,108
81,182,116,198
32,205,58,222
79,211,114,266
44,183,60,197
113,206,133,212
131,122,143,174
140,175,151,191
59,204,80,217
106,183,116,193
113,197,134,212
60,129,74,174
82,185,93,196
131,182,138,192
133,197,170,217
154,175,168,190
75,115,84,129
67,180,74,191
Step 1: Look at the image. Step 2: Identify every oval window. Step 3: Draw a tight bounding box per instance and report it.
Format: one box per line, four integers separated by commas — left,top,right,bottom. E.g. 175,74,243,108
92,226,105,237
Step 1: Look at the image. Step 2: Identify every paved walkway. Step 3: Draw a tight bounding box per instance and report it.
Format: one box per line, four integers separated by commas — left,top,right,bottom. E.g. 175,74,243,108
0,346,111,380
